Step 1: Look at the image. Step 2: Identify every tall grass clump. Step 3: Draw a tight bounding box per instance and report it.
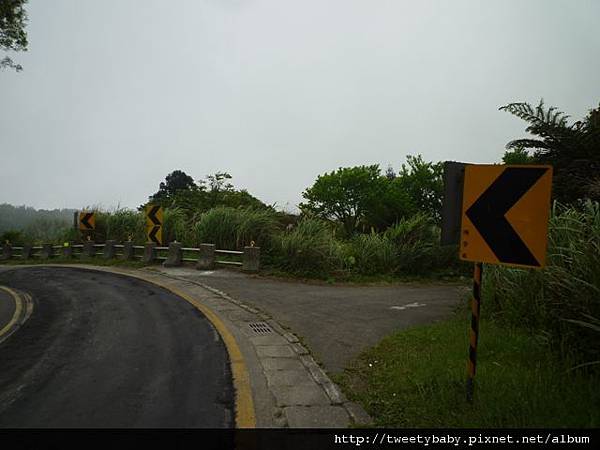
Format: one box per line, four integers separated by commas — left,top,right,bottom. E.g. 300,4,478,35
95,208,145,243
193,207,280,250
163,207,190,244
274,218,343,276
350,233,397,275
384,213,438,274
193,207,242,249
484,200,600,365
236,208,280,250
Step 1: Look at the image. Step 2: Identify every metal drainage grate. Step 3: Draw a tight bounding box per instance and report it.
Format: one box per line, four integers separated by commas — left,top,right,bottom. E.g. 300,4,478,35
248,322,273,335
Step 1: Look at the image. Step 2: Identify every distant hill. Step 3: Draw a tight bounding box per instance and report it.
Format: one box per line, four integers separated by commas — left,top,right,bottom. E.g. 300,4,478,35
0,203,76,234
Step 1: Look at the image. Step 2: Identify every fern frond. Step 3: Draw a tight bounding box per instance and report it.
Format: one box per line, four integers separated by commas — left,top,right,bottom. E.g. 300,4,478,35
506,138,550,150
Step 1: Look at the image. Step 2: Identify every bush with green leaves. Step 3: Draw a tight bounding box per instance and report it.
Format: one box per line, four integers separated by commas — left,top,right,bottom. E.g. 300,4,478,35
484,201,600,366
0,230,24,245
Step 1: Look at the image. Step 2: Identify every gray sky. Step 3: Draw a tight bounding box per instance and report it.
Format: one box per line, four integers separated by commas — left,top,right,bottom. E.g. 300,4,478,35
1,0,599,211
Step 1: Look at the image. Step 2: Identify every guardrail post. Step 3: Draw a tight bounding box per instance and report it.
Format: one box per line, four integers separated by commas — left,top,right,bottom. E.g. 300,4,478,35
197,244,215,270
121,241,134,260
164,242,182,267
1,244,11,260
142,243,156,264
243,246,260,272
62,242,73,258
41,243,54,259
104,240,116,259
22,244,33,259
83,241,95,258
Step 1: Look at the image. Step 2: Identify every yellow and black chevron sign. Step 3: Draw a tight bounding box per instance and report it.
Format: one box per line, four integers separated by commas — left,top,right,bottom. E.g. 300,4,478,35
460,164,553,268
78,211,96,231
145,204,163,245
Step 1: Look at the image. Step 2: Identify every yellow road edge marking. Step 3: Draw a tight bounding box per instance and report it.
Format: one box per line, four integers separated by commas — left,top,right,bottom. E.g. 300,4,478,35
0,285,23,339
4,264,256,428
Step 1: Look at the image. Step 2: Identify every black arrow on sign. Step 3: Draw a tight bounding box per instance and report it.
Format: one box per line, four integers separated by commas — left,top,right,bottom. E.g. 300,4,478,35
147,206,162,225
149,225,161,244
81,213,94,230
465,167,548,267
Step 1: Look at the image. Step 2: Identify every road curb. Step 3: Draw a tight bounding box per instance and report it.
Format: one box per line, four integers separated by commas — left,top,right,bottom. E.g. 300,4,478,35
0,285,34,345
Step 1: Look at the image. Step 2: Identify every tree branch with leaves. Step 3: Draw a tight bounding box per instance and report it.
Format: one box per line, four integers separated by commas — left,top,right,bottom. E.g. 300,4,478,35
1,0,28,72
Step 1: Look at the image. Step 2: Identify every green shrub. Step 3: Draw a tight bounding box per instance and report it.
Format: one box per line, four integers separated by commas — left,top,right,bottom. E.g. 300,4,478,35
0,230,24,245
274,218,343,276
484,201,600,365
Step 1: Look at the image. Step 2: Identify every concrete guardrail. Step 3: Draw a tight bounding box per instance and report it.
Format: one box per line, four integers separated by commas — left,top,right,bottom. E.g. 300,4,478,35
0,241,260,272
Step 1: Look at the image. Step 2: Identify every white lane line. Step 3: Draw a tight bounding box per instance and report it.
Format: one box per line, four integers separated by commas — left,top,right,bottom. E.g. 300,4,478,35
390,302,426,311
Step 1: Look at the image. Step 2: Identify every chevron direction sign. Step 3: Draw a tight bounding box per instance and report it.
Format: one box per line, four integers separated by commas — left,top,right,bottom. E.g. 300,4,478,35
78,211,96,231
145,204,163,245
460,165,553,268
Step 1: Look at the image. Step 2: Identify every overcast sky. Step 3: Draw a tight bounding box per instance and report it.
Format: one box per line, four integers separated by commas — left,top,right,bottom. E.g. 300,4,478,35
1,0,599,211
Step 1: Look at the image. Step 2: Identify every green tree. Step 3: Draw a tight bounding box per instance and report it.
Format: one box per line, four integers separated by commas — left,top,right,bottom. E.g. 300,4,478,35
362,176,415,231
169,172,269,215
500,100,600,203
300,165,387,236
395,155,444,223
502,147,535,164
149,170,198,207
1,0,28,72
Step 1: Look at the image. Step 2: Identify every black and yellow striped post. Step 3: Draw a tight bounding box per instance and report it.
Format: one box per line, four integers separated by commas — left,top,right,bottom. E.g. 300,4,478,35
466,262,483,402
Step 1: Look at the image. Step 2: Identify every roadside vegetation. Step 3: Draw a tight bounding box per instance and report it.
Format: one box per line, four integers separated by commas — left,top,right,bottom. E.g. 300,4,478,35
336,311,600,427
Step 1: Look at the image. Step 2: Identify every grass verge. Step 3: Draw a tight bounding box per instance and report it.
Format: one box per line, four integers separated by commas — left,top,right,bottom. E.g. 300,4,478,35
335,311,600,427
258,267,469,286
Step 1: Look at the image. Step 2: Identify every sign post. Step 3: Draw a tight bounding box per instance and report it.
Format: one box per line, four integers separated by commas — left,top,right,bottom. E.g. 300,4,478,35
466,261,482,402
453,163,553,401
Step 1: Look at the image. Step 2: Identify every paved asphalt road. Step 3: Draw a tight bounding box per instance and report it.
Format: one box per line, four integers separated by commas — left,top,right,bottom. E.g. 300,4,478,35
0,267,233,428
160,268,468,374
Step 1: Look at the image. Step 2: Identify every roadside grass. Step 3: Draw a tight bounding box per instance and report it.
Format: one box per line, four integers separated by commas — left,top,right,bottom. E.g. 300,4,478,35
258,267,469,286
335,311,600,428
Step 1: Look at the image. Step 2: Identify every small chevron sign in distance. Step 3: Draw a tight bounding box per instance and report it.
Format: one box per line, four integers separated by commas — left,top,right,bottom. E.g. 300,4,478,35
145,204,163,245
78,212,95,231
460,164,553,268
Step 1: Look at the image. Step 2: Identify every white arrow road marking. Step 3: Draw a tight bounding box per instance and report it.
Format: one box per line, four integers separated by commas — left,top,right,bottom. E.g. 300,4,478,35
390,302,426,311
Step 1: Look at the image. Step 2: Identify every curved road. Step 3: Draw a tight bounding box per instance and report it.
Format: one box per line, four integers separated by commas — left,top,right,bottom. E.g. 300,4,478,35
0,267,234,428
